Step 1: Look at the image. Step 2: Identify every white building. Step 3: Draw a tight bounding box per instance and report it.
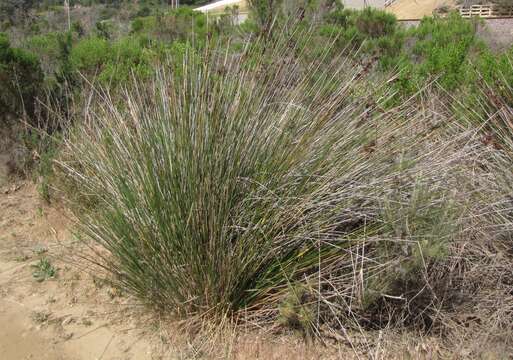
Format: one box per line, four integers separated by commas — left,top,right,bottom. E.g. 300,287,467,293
195,0,387,19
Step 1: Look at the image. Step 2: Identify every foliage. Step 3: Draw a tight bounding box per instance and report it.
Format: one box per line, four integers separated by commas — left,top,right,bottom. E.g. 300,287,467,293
134,4,151,18
69,36,109,74
98,36,154,85
131,7,208,44
320,6,404,64
36,134,60,202
247,0,284,34
0,32,43,121
131,17,144,33
24,32,62,76
95,20,114,39
72,21,86,37
32,257,56,282
324,6,398,39
278,283,316,337
411,13,480,90
470,45,513,99
459,48,513,150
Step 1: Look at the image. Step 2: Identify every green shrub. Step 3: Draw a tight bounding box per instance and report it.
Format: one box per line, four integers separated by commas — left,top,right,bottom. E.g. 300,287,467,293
471,45,513,98
36,134,60,202
98,36,154,85
278,283,316,337
321,6,403,61
325,7,398,38
0,33,44,122
411,13,479,90
24,32,62,76
95,20,115,40
382,180,458,270
69,36,109,74
248,0,284,34
72,21,86,37
155,7,208,42
99,6,117,21
67,34,157,86
135,5,151,18
131,17,144,33
354,7,397,38
459,48,513,151
127,8,210,44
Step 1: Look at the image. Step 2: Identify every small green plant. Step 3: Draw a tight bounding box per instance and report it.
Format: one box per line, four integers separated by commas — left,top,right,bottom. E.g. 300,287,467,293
278,283,316,338
32,244,48,255
81,318,93,326
381,180,461,281
72,21,85,38
98,36,154,85
31,310,51,324
14,253,31,262
38,178,51,202
32,258,56,282
99,6,116,21
24,32,62,77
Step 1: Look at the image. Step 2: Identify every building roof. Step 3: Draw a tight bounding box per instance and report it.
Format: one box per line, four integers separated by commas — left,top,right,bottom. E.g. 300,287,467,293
195,0,386,15
195,0,248,14
344,0,385,9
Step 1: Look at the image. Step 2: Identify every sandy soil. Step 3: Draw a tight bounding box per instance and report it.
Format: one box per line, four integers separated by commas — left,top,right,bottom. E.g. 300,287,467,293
0,156,153,360
386,0,456,19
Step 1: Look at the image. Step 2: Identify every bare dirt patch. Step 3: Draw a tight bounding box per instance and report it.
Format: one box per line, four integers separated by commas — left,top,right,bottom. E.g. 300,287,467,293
387,0,456,20
0,152,153,359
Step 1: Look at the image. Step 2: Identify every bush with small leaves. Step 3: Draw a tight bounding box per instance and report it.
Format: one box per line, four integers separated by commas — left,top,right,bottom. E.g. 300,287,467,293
0,33,44,122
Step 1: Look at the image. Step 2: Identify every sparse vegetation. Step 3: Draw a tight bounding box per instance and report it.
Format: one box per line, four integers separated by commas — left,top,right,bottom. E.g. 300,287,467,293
31,310,51,324
32,257,56,282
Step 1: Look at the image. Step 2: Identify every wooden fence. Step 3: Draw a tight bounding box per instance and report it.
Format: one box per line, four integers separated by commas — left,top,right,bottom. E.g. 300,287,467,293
459,4,513,18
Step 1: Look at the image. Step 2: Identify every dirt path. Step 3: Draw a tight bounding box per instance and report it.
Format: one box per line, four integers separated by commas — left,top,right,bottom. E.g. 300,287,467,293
0,297,71,360
0,155,154,360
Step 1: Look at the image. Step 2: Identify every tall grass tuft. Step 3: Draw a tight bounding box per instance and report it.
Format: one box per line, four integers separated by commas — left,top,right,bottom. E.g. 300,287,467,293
61,32,487,332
